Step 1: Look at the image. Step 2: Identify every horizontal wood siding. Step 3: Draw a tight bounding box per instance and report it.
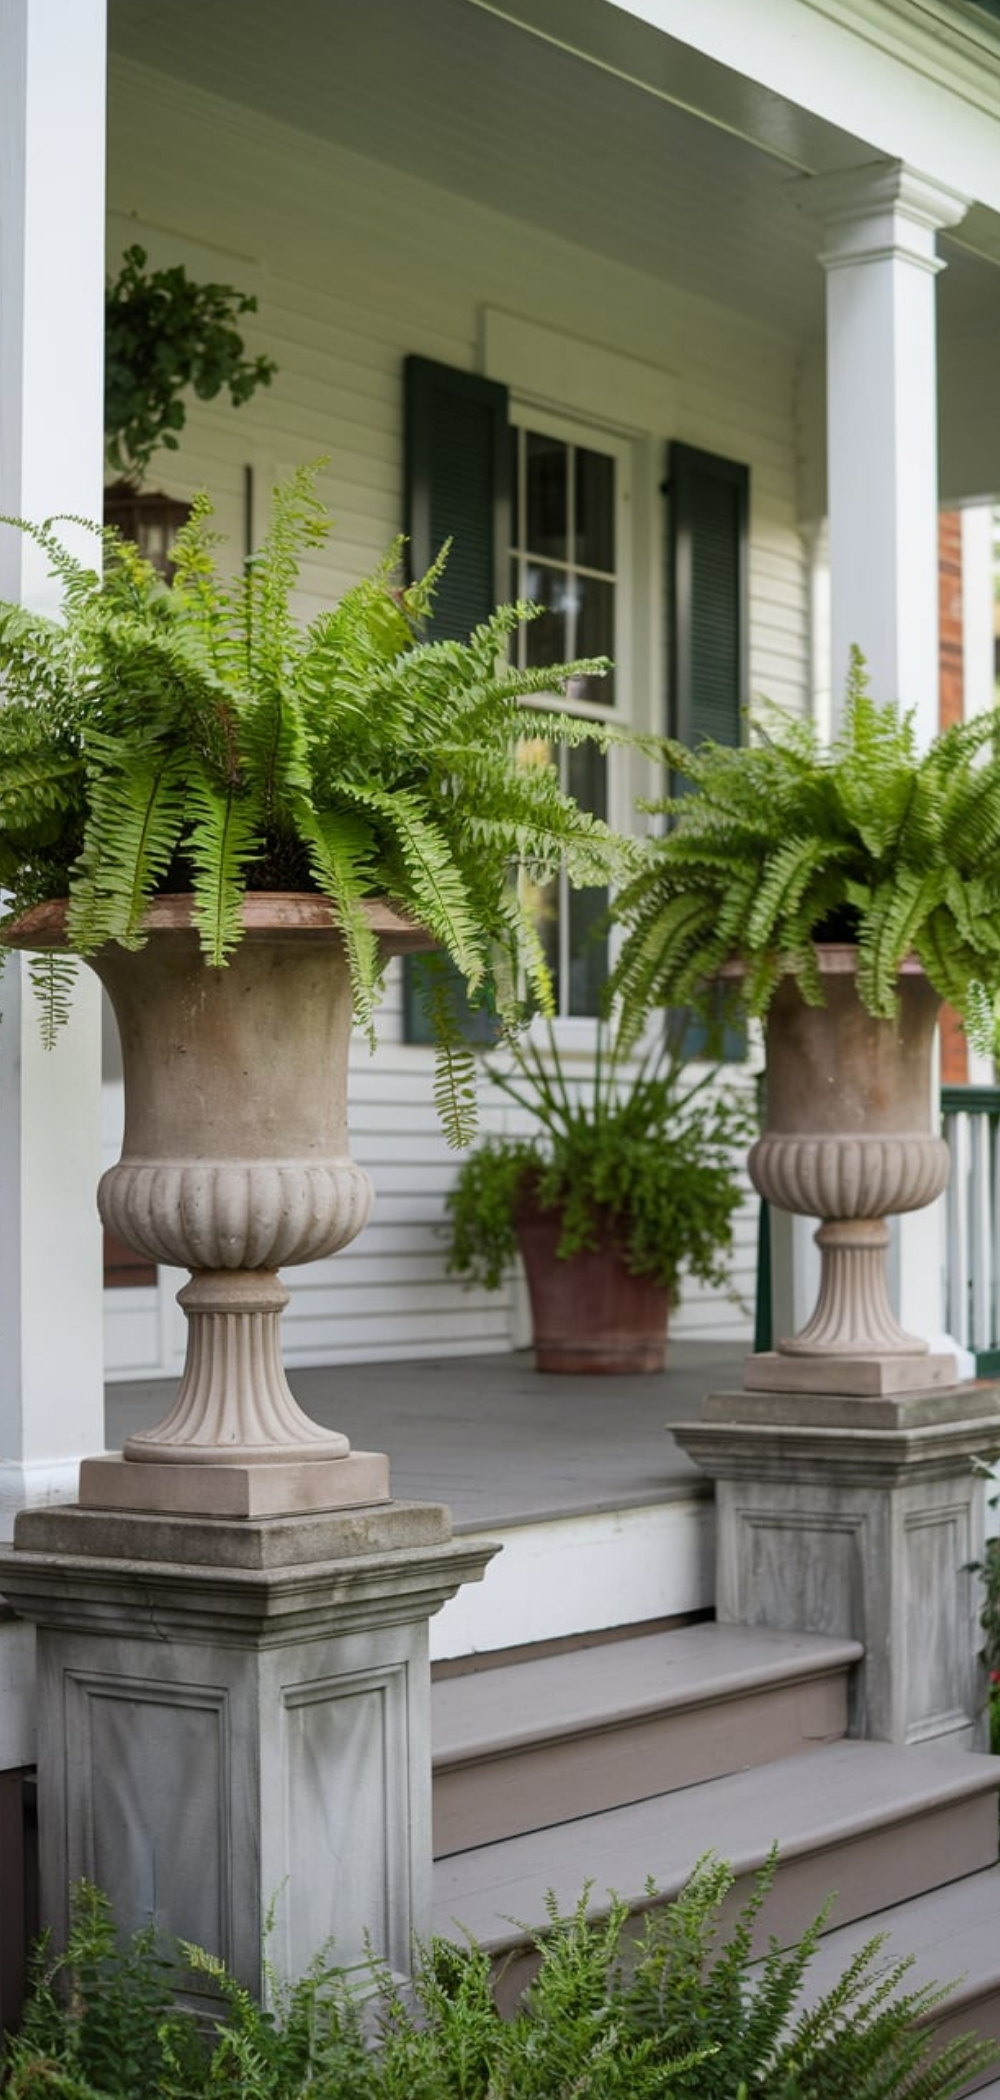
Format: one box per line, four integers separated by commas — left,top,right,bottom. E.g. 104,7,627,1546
103,58,803,1376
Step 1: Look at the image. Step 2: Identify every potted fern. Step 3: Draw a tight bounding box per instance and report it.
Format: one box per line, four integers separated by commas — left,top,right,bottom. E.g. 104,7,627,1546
445,1024,752,1372
0,467,630,1499
609,655,1000,1369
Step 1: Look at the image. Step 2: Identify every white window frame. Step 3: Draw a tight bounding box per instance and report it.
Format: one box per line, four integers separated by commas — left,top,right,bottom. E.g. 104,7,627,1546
509,401,634,1036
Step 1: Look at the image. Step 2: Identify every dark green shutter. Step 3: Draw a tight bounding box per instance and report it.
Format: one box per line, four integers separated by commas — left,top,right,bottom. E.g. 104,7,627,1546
402,356,511,1043
667,441,750,1058
404,356,509,637
668,441,748,748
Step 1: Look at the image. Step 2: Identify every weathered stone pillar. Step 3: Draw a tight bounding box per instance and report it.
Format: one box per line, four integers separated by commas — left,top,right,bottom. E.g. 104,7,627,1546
674,1385,1000,1749
0,1504,496,1993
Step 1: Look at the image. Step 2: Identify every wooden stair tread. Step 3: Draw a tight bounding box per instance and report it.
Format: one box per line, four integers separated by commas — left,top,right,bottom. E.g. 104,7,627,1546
796,1862,1000,2015
433,1624,864,1764
432,1741,1000,1952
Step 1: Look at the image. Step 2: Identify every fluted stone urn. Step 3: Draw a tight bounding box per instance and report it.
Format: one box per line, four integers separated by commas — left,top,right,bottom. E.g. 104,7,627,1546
10,893,428,1514
746,946,954,1394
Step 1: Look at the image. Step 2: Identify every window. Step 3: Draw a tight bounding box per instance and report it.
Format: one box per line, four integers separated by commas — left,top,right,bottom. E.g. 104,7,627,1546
509,416,628,1017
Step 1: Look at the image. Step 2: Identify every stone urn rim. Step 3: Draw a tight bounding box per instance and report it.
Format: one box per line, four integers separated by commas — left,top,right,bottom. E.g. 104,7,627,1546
4,889,432,954
717,942,926,983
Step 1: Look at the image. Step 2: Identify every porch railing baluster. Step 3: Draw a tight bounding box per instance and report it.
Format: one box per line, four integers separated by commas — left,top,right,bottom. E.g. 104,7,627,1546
941,1084,1000,1375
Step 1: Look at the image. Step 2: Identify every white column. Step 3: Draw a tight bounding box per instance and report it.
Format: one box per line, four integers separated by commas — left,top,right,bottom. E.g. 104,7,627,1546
962,503,998,1088
810,162,970,1362
0,0,108,1533
815,161,969,737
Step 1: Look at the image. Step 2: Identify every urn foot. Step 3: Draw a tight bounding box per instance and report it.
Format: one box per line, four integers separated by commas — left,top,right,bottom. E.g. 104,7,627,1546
123,1270,351,1466
778,1218,928,1358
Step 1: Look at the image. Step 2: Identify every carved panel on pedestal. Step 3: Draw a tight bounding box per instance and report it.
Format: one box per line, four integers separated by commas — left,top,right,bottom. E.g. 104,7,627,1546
279,1665,408,1978
903,1503,976,1742
737,1509,866,1638
65,1673,230,1956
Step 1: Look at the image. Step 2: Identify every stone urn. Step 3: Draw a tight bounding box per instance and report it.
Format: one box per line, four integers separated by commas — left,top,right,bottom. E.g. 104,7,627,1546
746,946,952,1390
9,893,428,1515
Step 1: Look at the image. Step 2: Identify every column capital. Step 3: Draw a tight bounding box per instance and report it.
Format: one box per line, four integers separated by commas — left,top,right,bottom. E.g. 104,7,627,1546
802,159,971,274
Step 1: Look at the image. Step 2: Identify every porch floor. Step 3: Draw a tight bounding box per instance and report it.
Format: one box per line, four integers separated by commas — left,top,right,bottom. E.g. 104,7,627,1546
105,1339,744,1533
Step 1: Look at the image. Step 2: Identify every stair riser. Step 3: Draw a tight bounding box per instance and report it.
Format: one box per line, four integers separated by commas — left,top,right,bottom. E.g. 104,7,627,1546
920,1991,1000,2097
718,1792,1000,1957
434,1669,851,1855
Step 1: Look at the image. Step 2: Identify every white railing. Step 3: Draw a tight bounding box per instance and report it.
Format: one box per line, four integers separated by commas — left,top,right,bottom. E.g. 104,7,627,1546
942,1085,1000,1370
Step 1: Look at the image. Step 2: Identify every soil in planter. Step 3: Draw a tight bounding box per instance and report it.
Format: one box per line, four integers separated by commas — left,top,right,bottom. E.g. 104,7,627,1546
516,1205,669,1374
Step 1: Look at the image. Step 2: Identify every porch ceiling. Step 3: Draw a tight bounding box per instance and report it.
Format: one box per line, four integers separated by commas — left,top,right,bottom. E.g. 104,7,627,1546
107,0,1000,343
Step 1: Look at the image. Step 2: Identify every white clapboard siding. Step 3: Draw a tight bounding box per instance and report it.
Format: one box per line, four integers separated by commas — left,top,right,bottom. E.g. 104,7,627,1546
103,57,801,1376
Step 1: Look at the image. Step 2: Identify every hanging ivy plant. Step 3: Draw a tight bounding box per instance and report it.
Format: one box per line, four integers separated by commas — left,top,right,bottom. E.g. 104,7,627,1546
104,244,277,486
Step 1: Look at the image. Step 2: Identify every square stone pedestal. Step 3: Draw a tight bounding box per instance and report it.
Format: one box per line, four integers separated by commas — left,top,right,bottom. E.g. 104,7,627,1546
674,1381,1000,1748
0,1501,497,1996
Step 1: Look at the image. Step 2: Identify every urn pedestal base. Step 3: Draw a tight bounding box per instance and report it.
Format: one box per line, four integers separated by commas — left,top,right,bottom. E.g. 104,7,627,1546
674,1380,1000,1748
0,1503,498,1997
79,1449,391,1519
744,1350,959,1397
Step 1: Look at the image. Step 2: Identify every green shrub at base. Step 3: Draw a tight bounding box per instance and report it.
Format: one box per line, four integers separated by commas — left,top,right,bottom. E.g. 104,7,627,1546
3,1852,995,2099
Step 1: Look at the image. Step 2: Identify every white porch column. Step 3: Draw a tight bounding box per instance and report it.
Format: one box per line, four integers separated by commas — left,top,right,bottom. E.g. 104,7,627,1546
810,161,969,1358
815,161,969,733
0,0,107,1533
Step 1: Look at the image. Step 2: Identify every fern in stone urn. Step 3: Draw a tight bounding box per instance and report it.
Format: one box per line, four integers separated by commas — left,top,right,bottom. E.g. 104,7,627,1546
0,467,632,1508
610,655,1000,1384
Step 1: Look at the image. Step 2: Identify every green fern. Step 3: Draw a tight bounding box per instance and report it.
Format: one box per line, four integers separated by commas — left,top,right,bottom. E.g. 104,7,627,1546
612,647,1000,1041
0,467,630,1141
6,1862,994,2100
445,1019,753,1294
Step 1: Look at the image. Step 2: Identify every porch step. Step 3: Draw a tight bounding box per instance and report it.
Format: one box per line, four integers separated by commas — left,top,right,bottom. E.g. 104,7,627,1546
794,1864,1000,2087
432,1739,1000,1961
432,1622,862,1854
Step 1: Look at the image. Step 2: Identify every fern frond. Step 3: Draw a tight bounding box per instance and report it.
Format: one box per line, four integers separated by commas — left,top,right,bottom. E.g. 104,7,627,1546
66,742,189,953
855,867,949,1017
294,804,382,1040
185,781,262,967
349,782,486,989
28,951,79,1049
413,953,480,1148
237,461,330,693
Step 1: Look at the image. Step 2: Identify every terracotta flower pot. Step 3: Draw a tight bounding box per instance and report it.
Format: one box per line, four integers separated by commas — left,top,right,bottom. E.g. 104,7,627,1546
515,1200,669,1373
747,946,949,1358
9,893,426,1505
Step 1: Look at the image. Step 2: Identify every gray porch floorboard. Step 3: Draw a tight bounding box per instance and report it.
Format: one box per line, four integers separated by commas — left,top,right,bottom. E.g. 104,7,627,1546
105,1339,743,1531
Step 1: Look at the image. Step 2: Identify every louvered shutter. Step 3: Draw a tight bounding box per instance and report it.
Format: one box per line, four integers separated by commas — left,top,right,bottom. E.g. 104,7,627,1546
667,441,749,1058
404,356,510,635
668,441,748,748
402,356,511,1042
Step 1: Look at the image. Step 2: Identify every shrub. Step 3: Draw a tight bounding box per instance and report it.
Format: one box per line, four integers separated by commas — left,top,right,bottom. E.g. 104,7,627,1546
444,1023,753,1297
3,1854,994,2100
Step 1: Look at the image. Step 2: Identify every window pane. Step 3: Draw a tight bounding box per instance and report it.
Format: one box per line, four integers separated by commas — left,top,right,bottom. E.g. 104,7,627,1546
568,886,608,1016
510,427,520,544
567,741,607,821
574,574,615,706
526,433,567,562
520,866,560,1011
575,448,614,572
524,563,568,671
